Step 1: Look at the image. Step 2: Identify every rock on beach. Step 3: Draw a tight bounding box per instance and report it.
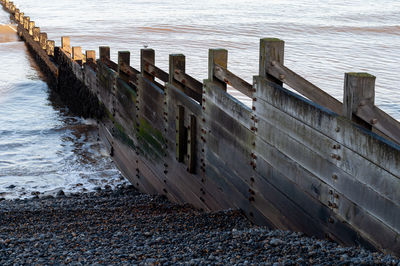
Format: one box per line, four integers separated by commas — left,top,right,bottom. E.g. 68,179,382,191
0,185,398,265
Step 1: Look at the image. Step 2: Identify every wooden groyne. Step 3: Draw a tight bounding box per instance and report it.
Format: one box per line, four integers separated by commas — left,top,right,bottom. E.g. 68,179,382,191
2,0,400,256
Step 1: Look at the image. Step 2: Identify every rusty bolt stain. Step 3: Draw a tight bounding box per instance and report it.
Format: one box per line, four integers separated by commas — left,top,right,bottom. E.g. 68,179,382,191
332,203,338,209
370,118,378,125
328,201,332,207
174,70,179,74
253,98,257,102
335,127,340,132
334,194,339,199
252,106,256,111
329,190,333,195
279,74,285,80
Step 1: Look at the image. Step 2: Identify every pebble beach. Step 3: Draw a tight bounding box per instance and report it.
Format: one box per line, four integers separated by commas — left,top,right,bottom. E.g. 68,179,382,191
0,185,399,265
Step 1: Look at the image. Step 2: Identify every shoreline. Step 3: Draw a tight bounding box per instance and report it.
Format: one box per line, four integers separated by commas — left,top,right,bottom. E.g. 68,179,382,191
1,185,398,265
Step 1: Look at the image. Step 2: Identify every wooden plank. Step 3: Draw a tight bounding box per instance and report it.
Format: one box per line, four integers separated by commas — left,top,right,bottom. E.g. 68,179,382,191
357,103,400,145
259,38,284,86
254,76,400,177
204,80,253,130
173,69,202,98
268,61,342,114
143,59,169,83
204,148,275,227
213,63,253,98
208,49,227,91
254,102,400,234
254,96,400,208
104,57,118,72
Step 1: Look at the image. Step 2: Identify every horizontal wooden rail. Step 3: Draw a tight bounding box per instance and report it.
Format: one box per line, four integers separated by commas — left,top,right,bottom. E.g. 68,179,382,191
213,63,253,98
173,69,202,101
103,58,118,72
119,62,139,85
269,60,342,114
143,59,169,83
357,103,400,145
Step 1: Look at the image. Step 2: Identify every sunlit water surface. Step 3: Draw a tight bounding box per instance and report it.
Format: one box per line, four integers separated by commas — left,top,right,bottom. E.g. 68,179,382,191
0,0,399,198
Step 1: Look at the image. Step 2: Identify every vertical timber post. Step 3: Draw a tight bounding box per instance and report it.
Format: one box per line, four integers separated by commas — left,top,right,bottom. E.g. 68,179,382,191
141,48,155,82
15,9,19,22
18,12,23,24
46,40,55,56
169,54,186,95
259,38,285,86
343,73,376,129
61,36,71,55
118,51,130,82
23,16,29,30
32,27,40,42
72,46,82,62
86,50,96,63
208,49,227,91
28,21,34,36
99,46,110,62
39,33,47,50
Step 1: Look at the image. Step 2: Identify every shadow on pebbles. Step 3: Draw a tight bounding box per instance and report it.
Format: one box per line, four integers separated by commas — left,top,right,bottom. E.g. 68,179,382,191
0,185,399,265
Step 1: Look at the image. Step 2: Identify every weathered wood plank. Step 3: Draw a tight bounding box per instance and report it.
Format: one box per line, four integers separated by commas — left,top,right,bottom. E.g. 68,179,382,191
213,63,253,98
143,59,169,83
173,69,202,99
254,97,400,208
255,135,399,252
254,76,400,178
269,61,342,114
357,103,400,145
204,80,253,130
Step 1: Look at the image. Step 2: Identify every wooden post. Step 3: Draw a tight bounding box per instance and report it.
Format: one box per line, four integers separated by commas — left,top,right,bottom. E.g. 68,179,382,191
86,50,96,63
72,46,82,62
343,72,376,129
28,21,34,36
39,33,47,50
118,51,130,82
140,48,155,82
32,27,40,42
46,40,55,56
259,38,285,86
19,12,23,24
61,36,71,55
169,54,185,88
99,46,110,62
23,16,29,30
208,49,227,91
14,9,19,22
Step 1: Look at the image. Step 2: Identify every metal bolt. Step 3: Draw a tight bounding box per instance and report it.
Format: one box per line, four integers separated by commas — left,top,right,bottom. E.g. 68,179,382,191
370,118,378,125
279,74,285,80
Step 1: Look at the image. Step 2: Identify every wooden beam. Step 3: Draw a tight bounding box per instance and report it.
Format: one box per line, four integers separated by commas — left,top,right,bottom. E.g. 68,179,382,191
269,61,342,114
118,51,130,82
39,32,47,50
357,103,400,145
61,36,71,55
46,40,54,56
85,50,96,63
213,63,253,98
143,60,169,83
141,48,155,82
99,46,110,62
343,72,376,130
259,38,284,86
72,46,82,62
208,49,227,91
